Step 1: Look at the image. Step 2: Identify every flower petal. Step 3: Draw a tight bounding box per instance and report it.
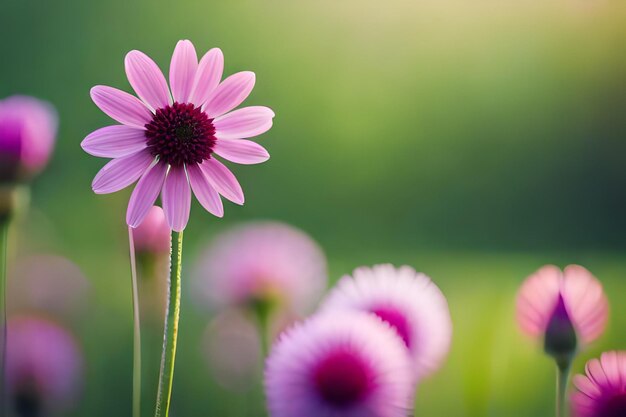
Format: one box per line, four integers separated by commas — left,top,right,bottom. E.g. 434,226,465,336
82,125,147,158
214,106,274,140
214,139,269,165
90,86,152,128
202,72,255,118
161,166,191,232
188,163,224,217
189,48,224,107
200,159,244,204
170,40,198,103
91,150,154,194
127,161,168,228
125,50,172,111
91,151,154,194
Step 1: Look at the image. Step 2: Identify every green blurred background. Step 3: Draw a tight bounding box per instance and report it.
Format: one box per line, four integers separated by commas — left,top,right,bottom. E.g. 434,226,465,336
1,0,625,416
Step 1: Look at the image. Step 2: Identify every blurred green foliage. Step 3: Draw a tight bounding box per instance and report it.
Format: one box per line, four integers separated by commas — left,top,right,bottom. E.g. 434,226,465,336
1,0,625,416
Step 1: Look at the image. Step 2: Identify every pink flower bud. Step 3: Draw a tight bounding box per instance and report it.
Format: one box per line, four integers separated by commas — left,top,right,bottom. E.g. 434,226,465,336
0,95,57,182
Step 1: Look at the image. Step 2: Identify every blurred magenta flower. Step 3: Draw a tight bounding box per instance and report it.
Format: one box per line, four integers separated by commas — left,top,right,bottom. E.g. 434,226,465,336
8,254,91,322
572,351,626,417
0,95,57,183
132,206,170,255
82,40,274,231
192,222,327,315
6,315,83,416
321,264,452,378
516,265,608,358
265,312,414,417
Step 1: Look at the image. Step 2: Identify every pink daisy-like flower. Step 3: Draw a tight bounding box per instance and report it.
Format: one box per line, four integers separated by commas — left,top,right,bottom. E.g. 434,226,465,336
192,222,327,315
0,95,57,182
320,264,452,378
516,265,608,357
572,351,626,417
265,312,414,417
6,315,83,416
82,40,274,231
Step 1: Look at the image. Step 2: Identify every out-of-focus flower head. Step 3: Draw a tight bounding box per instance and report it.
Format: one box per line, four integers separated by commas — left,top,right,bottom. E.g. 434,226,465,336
571,351,626,417
132,205,171,255
8,254,91,323
321,264,452,379
6,315,83,416
192,222,327,315
516,265,608,361
0,95,57,183
265,312,414,417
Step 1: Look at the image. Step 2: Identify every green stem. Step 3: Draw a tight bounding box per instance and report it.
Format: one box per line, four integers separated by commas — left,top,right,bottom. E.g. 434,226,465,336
129,228,142,417
556,360,571,417
154,231,183,417
0,217,8,417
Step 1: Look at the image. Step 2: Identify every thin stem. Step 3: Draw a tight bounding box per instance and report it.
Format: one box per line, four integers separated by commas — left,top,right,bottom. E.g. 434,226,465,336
556,360,571,417
0,217,8,417
154,231,183,417
129,227,142,417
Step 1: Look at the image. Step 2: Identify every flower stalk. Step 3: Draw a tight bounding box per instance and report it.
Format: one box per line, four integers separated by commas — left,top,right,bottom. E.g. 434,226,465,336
154,231,183,417
0,215,8,417
555,359,571,417
128,227,142,417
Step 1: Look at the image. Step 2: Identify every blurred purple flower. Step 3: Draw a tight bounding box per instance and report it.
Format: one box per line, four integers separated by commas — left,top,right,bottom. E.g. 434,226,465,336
6,315,83,416
81,40,274,231
132,206,171,255
321,264,452,379
265,312,414,417
192,222,327,315
7,254,91,322
516,265,608,358
572,351,626,417
0,95,57,183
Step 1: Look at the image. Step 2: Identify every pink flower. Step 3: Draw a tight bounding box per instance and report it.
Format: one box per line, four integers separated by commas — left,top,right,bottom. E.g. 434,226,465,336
6,315,83,415
516,265,608,357
571,351,626,417
191,222,327,314
132,205,171,254
8,254,91,322
265,312,414,417
0,95,57,182
82,40,274,231
320,264,452,378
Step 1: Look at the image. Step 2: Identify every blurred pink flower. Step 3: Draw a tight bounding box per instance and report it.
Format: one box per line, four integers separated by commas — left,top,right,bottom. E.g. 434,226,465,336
516,265,608,355
132,205,170,254
82,40,274,231
265,312,414,417
571,351,626,417
8,254,91,322
0,95,57,182
321,264,452,378
6,315,83,416
191,222,327,314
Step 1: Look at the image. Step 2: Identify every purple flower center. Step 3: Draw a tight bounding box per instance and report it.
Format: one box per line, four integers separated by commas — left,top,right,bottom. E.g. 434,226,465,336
313,349,372,408
598,393,626,417
145,102,216,167
371,306,412,348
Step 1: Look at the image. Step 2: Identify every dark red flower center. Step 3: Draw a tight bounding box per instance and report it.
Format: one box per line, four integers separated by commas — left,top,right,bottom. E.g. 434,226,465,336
145,102,216,167
598,393,626,417
313,349,372,408
371,306,412,348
